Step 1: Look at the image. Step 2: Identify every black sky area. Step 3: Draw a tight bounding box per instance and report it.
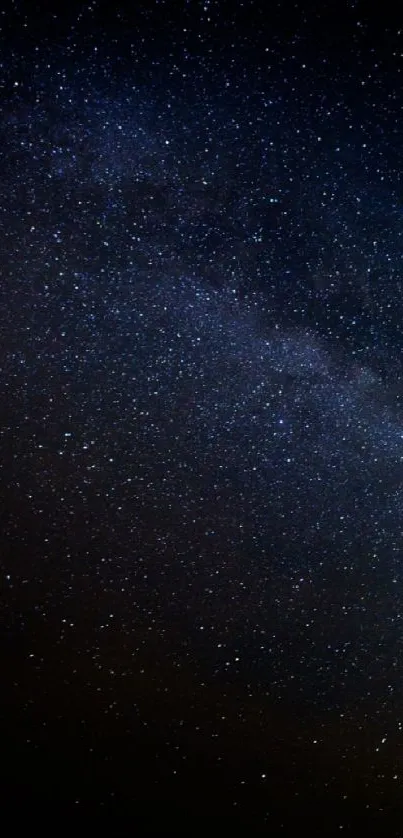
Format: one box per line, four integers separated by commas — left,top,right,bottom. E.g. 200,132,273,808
2,1,403,834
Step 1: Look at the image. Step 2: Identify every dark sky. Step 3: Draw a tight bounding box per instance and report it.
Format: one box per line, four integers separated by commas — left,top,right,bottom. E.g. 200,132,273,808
2,1,403,832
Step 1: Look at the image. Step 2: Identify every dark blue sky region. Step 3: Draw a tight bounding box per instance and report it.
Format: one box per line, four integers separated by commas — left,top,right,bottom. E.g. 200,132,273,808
2,1,403,831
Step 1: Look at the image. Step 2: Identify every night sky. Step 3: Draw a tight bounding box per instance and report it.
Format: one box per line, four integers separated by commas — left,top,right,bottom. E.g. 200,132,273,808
2,1,403,833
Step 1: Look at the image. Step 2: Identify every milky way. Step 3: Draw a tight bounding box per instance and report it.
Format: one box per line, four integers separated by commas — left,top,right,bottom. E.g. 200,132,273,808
2,2,403,831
